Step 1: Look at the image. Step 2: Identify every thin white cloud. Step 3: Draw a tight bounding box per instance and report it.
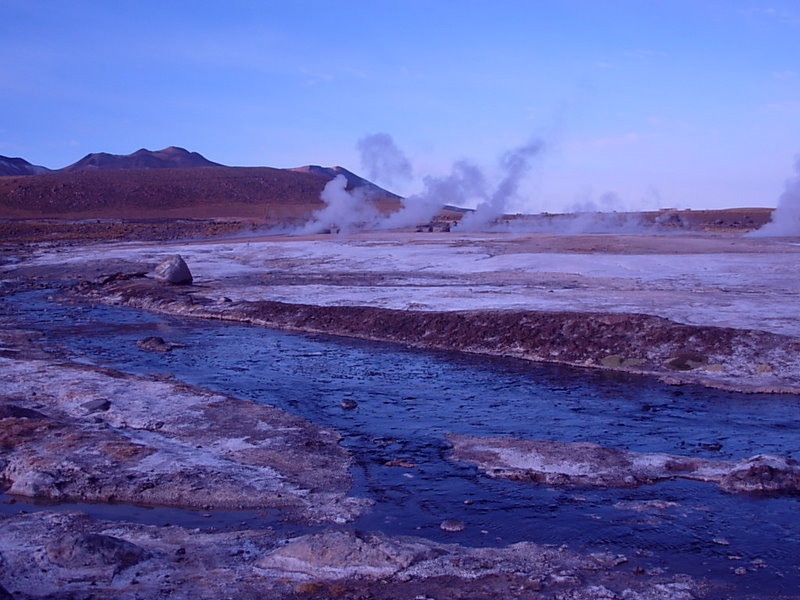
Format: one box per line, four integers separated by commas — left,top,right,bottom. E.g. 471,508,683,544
772,70,797,79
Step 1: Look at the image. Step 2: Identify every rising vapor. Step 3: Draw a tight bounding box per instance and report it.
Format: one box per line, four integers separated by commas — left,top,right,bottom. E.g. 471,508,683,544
457,139,544,230
357,133,413,187
299,134,550,234
749,156,800,236
377,160,487,230
298,175,380,235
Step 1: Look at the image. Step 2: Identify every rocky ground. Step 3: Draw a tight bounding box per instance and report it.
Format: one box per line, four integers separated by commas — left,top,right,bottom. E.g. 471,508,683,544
447,433,800,493
0,317,715,599
2,223,799,598
47,227,800,395
0,351,365,522
0,510,709,600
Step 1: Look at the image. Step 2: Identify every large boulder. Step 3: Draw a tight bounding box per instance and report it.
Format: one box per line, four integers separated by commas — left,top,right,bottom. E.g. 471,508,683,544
154,255,193,285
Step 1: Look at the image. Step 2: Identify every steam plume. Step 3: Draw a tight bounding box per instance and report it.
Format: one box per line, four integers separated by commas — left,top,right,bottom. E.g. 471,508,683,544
457,139,544,230
749,156,800,236
376,160,487,230
299,175,380,235
357,133,413,187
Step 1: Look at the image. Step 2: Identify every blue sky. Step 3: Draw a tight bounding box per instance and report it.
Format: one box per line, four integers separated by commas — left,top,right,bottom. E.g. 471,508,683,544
2,0,799,212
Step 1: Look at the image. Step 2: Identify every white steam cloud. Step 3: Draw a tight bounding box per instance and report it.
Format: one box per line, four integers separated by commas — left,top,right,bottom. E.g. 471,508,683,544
297,133,657,236
749,156,800,236
298,175,380,235
357,133,413,187
457,139,544,231
378,160,487,230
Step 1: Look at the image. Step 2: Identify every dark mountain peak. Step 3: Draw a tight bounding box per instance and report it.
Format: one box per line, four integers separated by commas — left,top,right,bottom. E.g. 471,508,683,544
0,155,52,176
289,165,400,198
61,147,223,172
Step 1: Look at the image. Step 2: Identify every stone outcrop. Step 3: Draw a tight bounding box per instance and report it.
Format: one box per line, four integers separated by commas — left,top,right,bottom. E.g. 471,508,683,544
153,254,193,284
0,356,367,523
447,433,800,494
0,512,708,599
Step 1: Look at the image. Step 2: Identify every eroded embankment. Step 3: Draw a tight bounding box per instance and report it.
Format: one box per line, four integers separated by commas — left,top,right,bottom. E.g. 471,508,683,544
0,349,367,523
73,276,800,394
0,510,707,600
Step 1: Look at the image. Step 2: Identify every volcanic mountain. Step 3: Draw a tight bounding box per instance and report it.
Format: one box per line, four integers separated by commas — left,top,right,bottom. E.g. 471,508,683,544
0,147,403,223
60,146,222,172
0,156,52,177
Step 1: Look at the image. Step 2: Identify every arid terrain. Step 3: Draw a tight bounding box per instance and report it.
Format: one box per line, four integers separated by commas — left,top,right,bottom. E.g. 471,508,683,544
1,161,798,599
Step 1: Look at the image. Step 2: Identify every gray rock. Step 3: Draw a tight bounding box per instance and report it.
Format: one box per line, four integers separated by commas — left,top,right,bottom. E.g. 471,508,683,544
154,255,193,285
440,519,465,532
82,399,111,413
256,531,437,579
136,336,174,352
720,454,800,493
7,470,60,497
0,404,47,420
46,533,148,569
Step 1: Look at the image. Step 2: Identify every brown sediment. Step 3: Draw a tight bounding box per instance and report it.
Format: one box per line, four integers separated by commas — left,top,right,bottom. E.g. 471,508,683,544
72,277,800,394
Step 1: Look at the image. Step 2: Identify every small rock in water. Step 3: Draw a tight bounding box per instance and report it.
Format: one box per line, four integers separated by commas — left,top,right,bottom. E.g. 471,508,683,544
440,519,465,533
384,458,415,468
699,442,723,452
154,255,193,285
712,537,730,546
137,337,174,353
340,399,358,410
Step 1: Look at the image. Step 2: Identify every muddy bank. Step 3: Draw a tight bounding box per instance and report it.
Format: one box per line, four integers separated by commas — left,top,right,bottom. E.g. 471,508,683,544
0,510,708,600
447,433,800,493
74,276,800,394
0,351,367,523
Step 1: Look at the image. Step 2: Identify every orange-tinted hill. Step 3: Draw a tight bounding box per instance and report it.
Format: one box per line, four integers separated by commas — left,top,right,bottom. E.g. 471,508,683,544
0,165,403,222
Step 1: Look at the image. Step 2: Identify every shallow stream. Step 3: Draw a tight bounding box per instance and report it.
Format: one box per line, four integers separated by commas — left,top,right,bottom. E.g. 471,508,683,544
2,289,800,597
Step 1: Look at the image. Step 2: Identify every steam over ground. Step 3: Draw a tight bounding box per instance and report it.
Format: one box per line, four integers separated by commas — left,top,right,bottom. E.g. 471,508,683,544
300,134,550,234
300,134,799,236
749,157,800,237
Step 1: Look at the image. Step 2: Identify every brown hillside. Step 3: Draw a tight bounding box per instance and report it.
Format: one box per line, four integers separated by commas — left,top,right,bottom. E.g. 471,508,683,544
0,166,402,222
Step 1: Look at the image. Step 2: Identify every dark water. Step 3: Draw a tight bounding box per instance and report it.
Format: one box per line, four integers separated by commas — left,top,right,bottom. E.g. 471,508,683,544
3,290,800,596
